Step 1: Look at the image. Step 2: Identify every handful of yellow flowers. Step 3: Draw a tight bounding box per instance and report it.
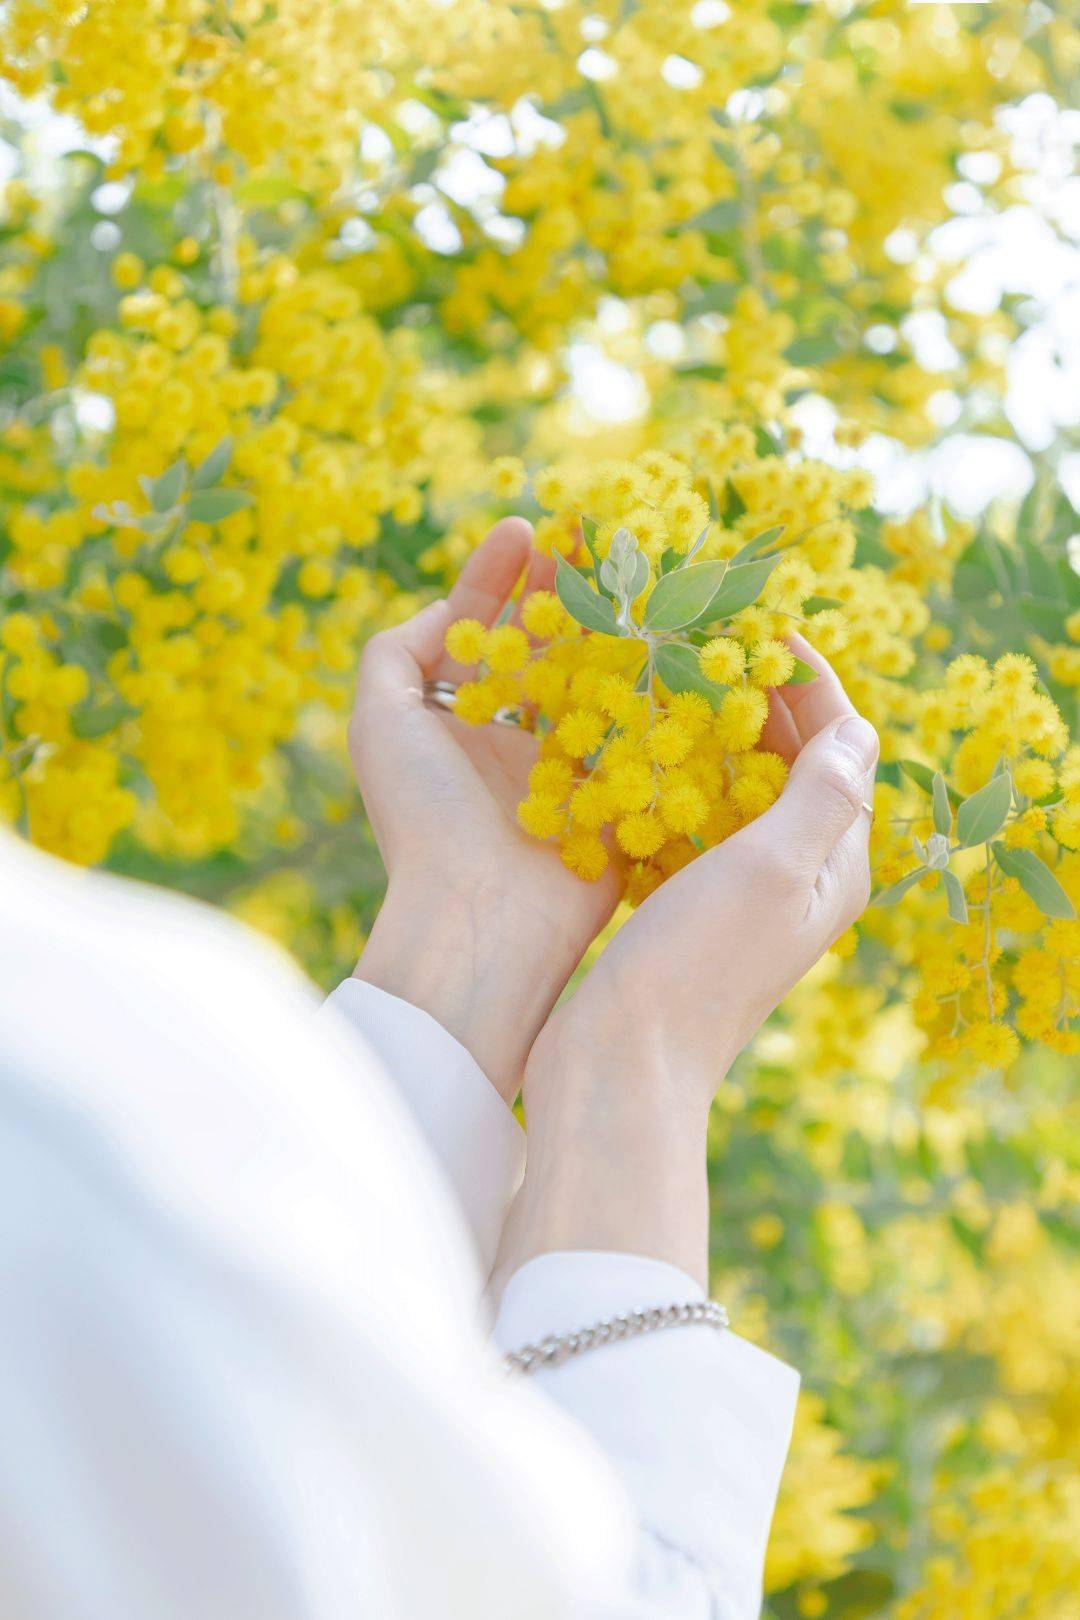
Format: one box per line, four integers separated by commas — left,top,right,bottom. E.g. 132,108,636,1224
447,439,1080,1073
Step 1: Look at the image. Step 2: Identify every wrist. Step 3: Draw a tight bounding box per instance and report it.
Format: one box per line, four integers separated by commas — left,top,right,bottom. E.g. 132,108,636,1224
355,877,569,1105
495,1047,712,1291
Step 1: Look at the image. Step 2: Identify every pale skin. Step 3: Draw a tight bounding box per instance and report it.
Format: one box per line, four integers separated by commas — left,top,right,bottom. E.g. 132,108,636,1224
350,519,879,1289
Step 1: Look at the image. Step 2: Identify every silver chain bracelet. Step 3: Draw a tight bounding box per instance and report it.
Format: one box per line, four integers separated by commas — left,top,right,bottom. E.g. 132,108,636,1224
504,1298,729,1376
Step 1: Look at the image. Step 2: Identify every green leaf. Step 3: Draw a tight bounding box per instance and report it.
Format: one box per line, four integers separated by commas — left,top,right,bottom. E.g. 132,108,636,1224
185,488,254,524
643,560,730,632
900,758,961,807
956,772,1013,848
653,642,727,709
932,772,952,837
554,556,621,636
992,843,1076,920
690,198,741,233
731,524,785,566
626,550,650,603
940,869,968,925
874,867,928,907
237,175,309,207
692,553,781,625
682,523,711,566
70,699,135,740
150,460,186,512
1021,596,1066,638
579,517,616,599
192,437,234,490
803,594,842,614
785,657,818,685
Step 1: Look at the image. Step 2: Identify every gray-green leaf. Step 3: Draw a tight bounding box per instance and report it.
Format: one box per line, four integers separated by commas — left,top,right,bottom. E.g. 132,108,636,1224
991,842,1076,920
899,758,961,807
653,642,727,709
690,552,781,626
626,550,650,603
956,772,1013,848
186,488,254,524
193,437,234,489
643,561,730,632
555,556,622,636
786,657,818,685
940,869,968,924
873,867,928,907
731,524,785,566
932,772,952,837
150,460,187,512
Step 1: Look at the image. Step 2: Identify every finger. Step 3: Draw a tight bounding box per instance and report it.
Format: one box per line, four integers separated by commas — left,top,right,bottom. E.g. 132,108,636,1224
749,710,879,873
354,598,453,716
432,516,534,683
757,686,802,765
773,632,858,747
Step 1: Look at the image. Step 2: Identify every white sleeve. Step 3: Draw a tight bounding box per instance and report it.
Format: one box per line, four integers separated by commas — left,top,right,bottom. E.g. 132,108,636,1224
0,834,797,1620
319,978,525,1275
494,1251,800,1619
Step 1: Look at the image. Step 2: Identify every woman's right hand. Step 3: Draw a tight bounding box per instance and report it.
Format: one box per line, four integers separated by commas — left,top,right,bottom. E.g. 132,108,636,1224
495,641,879,1289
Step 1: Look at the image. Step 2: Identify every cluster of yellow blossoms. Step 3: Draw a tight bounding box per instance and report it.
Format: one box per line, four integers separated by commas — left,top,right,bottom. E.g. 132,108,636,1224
449,447,1079,1082
448,441,879,899
3,2,1080,1615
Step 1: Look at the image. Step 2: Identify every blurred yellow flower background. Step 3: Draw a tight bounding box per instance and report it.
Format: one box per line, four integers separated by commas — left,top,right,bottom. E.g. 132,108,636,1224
1,3,1078,1614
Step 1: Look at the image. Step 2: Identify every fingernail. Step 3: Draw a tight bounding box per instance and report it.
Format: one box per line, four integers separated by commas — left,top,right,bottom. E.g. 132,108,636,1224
835,715,879,770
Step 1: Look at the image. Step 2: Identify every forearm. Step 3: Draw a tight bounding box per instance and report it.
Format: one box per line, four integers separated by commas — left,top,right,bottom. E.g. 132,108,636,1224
495,1044,712,1291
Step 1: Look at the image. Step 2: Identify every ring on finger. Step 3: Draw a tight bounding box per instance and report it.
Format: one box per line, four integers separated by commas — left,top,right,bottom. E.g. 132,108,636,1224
422,678,534,731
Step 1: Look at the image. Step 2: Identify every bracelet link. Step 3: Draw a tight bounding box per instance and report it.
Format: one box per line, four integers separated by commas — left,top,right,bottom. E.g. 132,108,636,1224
504,1297,729,1376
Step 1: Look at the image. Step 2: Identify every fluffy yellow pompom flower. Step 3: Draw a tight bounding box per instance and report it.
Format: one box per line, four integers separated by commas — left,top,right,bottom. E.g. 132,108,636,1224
569,777,610,830
529,758,574,798
645,717,693,767
484,624,530,674
556,708,607,758
616,811,666,860
699,637,746,684
604,757,654,813
749,639,796,689
488,456,526,498
445,618,490,665
1014,758,1055,799
560,830,609,880
1052,804,1080,850
453,680,500,725
659,778,709,834
962,1020,1021,1070
716,685,769,750
521,590,566,639
517,794,565,839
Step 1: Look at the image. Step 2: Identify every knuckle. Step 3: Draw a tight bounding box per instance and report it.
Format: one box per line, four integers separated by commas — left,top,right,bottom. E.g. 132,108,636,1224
357,628,390,679
818,752,866,822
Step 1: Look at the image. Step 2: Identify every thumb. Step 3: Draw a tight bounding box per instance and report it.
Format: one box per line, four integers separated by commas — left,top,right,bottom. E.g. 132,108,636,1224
349,599,457,780
758,713,879,873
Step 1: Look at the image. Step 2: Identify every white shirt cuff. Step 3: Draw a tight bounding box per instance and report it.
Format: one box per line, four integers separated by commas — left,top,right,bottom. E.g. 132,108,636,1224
319,979,525,1275
493,1250,799,1611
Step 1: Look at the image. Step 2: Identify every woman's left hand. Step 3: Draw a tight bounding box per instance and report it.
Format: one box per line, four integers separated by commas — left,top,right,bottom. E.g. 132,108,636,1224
348,519,622,1105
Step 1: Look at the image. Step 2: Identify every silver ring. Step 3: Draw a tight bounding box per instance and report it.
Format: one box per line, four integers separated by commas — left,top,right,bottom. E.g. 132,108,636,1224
423,679,532,731
423,679,459,714
861,800,875,823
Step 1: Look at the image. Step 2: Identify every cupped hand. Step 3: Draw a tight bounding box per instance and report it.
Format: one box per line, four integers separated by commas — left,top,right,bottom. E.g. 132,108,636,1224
496,640,878,1286
525,635,879,1117
348,518,621,1104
